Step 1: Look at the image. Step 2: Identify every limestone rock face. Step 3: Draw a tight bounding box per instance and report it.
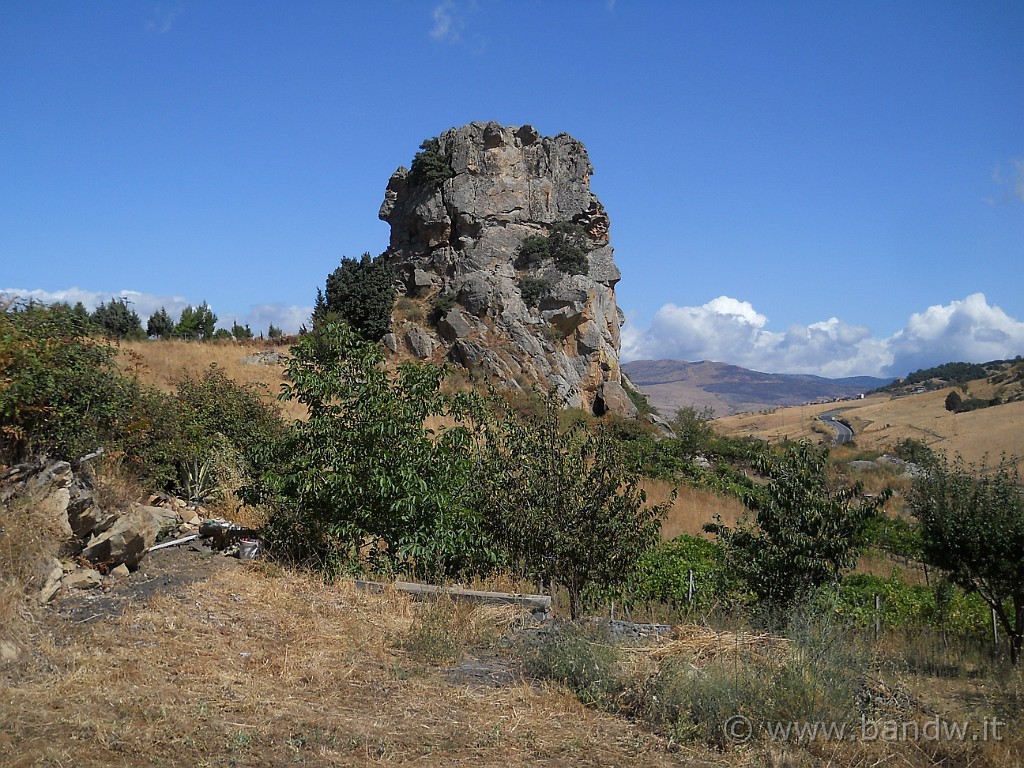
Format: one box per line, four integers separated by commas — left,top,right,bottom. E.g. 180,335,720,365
379,122,631,415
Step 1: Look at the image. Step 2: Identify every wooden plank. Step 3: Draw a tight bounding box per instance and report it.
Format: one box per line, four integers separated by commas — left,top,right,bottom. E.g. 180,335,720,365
353,579,550,615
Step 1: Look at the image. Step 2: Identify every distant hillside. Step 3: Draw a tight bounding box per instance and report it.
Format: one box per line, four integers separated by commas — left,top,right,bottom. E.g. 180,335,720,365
623,359,891,418
872,357,1024,400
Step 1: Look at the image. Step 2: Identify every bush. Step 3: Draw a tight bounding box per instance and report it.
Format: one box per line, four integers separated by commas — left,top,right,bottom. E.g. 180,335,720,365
522,623,623,706
625,535,735,610
516,276,550,308
1,301,147,464
407,137,453,190
515,222,591,276
91,298,145,340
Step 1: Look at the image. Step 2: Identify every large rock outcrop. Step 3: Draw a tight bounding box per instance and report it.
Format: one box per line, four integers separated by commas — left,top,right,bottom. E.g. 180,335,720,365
379,122,637,417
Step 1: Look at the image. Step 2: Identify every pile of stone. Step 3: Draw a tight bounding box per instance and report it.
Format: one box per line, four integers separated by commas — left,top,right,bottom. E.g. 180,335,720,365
1,458,217,603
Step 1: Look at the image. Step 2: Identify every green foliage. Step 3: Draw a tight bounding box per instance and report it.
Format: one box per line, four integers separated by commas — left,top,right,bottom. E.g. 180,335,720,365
671,405,716,457
944,389,999,413
230,322,253,340
430,292,457,316
706,441,889,613
892,437,935,465
407,136,453,190
514,222,591,275
176,302,218,341
91,298,145,340
910,455,1024,662
477,392,671,619
862,514,923,560
1,301,146,463
267,323,284,340
834,573,990,636
146,307,175,339
318,253,395,342
516,275,550,308
515,235,550,270
624,534,736,610
242,322,494,579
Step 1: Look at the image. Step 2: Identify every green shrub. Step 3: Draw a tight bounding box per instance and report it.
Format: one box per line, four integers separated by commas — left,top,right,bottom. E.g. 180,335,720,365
522,623,623,706
516,276,550,308
407,137,453,190
91,298,145,340
625,535,735,610
834,573,990,637
515,222,591,276
1,302,147,464
515,235,550,269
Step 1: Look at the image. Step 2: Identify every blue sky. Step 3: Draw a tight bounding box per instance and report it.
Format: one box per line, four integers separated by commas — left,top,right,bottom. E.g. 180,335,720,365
2,1,1022,378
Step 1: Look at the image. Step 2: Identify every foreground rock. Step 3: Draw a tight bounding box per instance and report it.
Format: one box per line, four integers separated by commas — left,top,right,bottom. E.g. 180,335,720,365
380,121,639,417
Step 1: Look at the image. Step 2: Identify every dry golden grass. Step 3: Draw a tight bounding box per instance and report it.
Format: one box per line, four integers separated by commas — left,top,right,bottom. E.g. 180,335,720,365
647,480,746,541
1,566,695,768
119,339,308,423
715,386,1024,476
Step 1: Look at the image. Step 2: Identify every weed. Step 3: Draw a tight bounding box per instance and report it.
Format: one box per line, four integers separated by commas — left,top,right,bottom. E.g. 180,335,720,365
522,622,623,706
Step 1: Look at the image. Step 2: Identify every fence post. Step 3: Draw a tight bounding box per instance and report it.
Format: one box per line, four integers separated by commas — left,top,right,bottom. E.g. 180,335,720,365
874,594,881,641
688,569,695,604
993,608,999,651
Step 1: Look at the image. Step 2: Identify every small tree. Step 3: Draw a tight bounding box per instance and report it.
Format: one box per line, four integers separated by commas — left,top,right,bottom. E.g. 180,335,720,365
242,321,493,579
910,455,1024,663
479,392,670,619
147,307,175,339
91,298,145,340
267,323,283,340
176,302,217,341
320,253,395,342
706,440,889,614
407,136,454,189
231,321,253,340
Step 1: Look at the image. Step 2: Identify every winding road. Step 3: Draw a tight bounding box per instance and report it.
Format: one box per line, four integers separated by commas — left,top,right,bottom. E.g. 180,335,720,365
820,410,854,445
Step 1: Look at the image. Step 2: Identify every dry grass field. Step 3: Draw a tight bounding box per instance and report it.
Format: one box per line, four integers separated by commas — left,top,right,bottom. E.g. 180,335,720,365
120,338,308,422
714,384,1024,475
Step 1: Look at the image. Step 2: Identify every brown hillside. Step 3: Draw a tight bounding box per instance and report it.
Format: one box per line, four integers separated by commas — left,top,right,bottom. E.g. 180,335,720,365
119,339,307,422
714,381,1024,474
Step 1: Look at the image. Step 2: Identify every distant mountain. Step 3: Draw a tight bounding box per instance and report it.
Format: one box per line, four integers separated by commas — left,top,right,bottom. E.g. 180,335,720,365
622,359,892,418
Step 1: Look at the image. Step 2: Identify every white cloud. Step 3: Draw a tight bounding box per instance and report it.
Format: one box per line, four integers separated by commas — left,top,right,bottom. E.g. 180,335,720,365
1,287,312,336
244,303,314,336
430,1,462,42
622,292,1024,379
989,157,1024,205
1,287,190,321
145,4,182,35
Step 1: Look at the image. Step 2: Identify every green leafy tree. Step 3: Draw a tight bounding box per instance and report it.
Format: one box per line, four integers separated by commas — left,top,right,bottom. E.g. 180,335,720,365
267,323,283,340
910,455,1024,663
478,392,670,619
231,321,253,340
242,321,493,579
176,302,217,341
706,440,889,613
1,301,145,463
91,298,145,340
147,307,175,339
319,253,395,342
